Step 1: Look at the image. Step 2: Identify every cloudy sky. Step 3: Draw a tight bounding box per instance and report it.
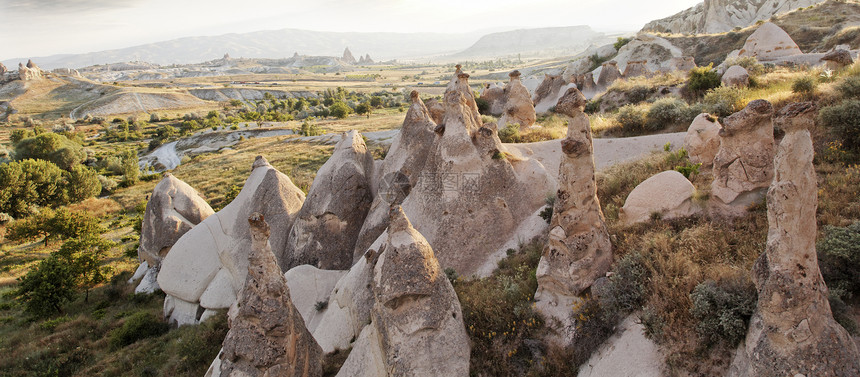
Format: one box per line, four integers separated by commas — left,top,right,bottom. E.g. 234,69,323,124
1,0,702,60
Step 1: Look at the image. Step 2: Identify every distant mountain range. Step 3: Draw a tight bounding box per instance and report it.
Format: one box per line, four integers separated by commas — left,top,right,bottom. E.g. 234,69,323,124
2,26,613,70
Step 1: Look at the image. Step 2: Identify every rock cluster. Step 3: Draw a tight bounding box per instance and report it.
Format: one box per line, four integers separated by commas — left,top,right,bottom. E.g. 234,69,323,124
336,206,469,376
532,73,573,113
710,100,774,216
158,156,306,325
623,60,650,78
596,61,622,88
424,98,445,125
133,174,214,293
535,88,612,338
684,114,722,168
729,102,860,376
667,56,697,72
0,63,7,75
214,213,323,377
286,130,374,270
353,91,436,259
18,62,41,81
498,70,536,129
739,22,802,61
721,65,750,88
342,47,357,64
480,83,505,116
620,170,700,226
358,54,374,64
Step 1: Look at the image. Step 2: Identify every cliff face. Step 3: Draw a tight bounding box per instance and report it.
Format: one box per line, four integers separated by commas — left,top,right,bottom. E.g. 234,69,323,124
643,0,823,34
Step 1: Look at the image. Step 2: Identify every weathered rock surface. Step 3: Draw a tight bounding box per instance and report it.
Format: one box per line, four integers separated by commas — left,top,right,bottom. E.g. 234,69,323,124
337,206,469,376
284,265,348,334
399,69,553,277
217,213,323,377
0,63,7,75
18,62,41,81
158,156,305,325
532,73,573,113
353,91,436,259
684,113,722,167
424,98,445,126
573,73,598,98
739,22,803,61
729,102,860,377
535,88,612,338
596,61,622,88
623,60,650,78
821,48,854,69
342,47,357,65
577,314,663,377
498,70,536,128
286,130,374,270
311,254,376,353
620,170,700,225
667,56,697,72
722,65,750,87
710,100,774,214
480,83,506,116
642,0,821,35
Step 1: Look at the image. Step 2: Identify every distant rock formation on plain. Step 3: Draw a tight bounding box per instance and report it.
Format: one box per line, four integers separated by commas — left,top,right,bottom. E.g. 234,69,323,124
342,47,357,64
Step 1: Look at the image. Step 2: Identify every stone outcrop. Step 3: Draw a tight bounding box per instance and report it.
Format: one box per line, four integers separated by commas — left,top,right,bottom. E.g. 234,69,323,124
821,48,853,70
358,54,374,64
739,22,802,61
596,61,622,88
134,174,214,293
398,68,553,277
573,73,598,98
535,88,612,338
424,98,445,125
623,60,650,78
283,265,347,334
342,48,357,64
18,63,41,81
0,63,7,75
480,83,506,116
666,56,697,72
532,73,573,113
353,91,436,259
642,0,821,35
620,170,700,225
684,114,722,168
729,102,860,377
158,156,306,325
337,206,469,376
286,130,374,270
52,68,81,77
577,315,663,377
710,100,774,215
216,213,323,377
721,65,750,87
26,59,41,71
498,70,536,128
311,254,376,353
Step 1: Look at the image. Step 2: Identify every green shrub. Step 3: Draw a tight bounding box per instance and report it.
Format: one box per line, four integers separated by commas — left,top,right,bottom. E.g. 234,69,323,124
818,221,860,300
646,98,686,131
539,195,555,224
497,123,520,143
616,105,647,134
16,255,77,317
174,313,228,371
791,76,817,95
14,132,86,170
298,121,323,136
475,97,490,115
837,75,860,98
819,100,860,152
688,64,721,94
65,165,101,203
329,101,352,119
614,37,631,50
0,159,67,218
355,102,371,115
702,86,746,117
722,56,765,76
109,311,169,349
600,252,650,314
689,277,756,347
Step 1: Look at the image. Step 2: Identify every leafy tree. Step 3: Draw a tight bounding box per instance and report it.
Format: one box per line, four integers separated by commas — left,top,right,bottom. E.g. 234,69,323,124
0,159,67,218
65,165,102,203
17,255,77,317
370,96,383,108
355,102,372,115
7,208,103,246
56,234,115,302
14,132,85,170
120,150,139,186
329,101,352,119
293,98,308,112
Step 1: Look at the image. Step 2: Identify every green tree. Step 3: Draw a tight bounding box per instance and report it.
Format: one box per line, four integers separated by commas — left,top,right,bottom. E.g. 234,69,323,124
65,165,102,202
355,102,372,115
10,129,35,144
14,132,85,170
120,150,139,186
7,208,103,246
329,101,352,119
0,159,67,218
17,255,77,317
56,234,115,302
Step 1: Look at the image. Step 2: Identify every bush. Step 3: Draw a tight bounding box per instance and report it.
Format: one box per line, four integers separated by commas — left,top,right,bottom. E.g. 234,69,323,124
837,75,860,98
646,98,686,131
475,97,490,115
616,105,647,134
792,76,817,95
690,277,756,347
497,123,520,143
818,221,860,300
98,175,117,195
298,121,323,136
722,56,765,76
120,150,139,186
819,100,860,152
702,86,746,117
600,252,650,314
109,312,169,349
688,64,721,94
0,159,67,218
16,255,77,317
614,37,631,50
329,102,352,119
355,102,371,115
14,132,85,170
65,165,101,203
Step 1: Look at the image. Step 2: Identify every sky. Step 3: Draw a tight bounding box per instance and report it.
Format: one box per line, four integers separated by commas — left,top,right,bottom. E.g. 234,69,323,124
0,0,703,60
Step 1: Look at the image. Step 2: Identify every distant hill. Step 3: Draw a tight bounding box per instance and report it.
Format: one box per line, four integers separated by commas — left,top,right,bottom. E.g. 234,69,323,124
2,29,481,70
642,0,824,34
450,26,614,60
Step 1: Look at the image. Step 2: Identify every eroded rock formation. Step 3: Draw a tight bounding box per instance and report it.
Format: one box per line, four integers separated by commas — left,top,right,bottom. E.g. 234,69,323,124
286,130,374,270
620,170,700,225
18,62,41,81
729,102,860,376
133,174,214,293
596,61,622,88
642,0,820,35
158,156,306,325
342,47,357,64
424,98,446,125
684,113,722,168
623,60,650,78
498,70,536,128
739,22,802,61
710,100,774,215
821,48,853,70
533,73,572,113
480,83,506,116
535,87,612,337
217,213,323,377
722,65,750,88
